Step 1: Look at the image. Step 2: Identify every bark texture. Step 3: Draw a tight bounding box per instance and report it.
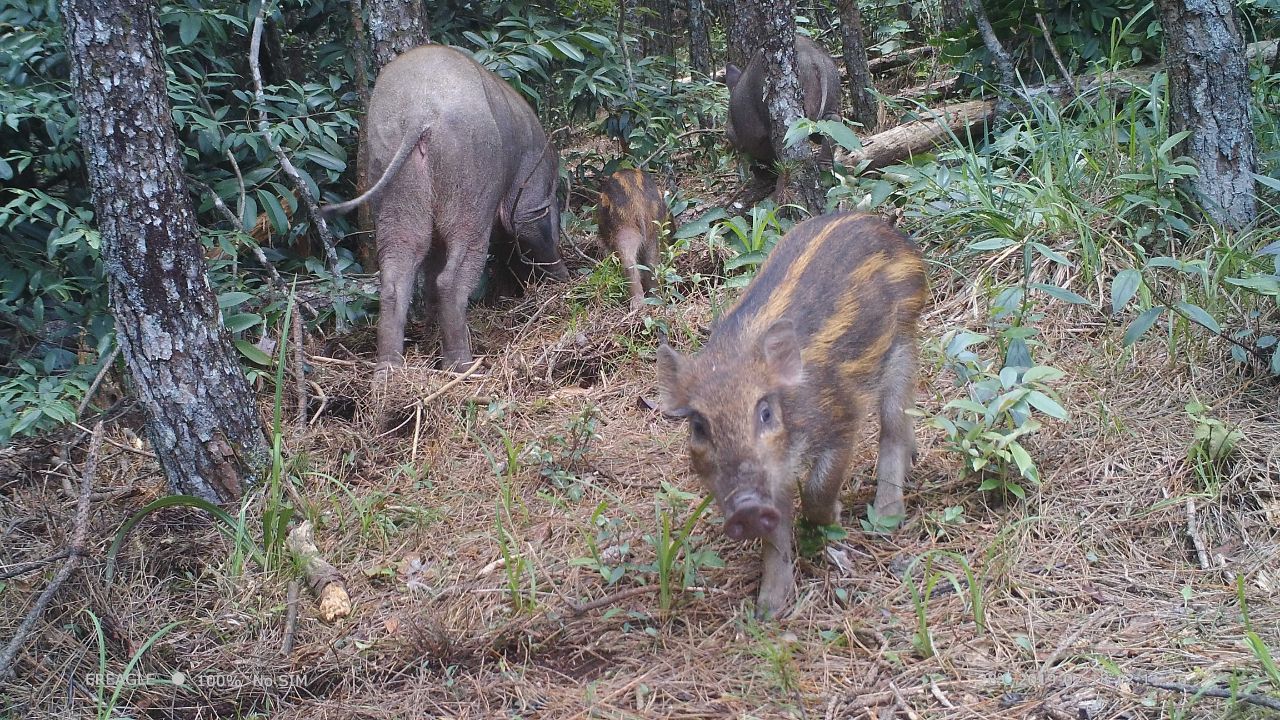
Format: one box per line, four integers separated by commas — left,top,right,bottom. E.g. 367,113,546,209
1157,0,1257,229
969,0,1016,118
722,0,759,72
687,0,712,77
365,0,430,71
62,0,268,502
759,5,824,211
838,0,876,131
941,0,966,30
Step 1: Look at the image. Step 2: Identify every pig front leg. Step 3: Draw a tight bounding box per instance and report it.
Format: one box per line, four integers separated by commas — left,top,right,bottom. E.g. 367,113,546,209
756,500,795,619
800,442,854,527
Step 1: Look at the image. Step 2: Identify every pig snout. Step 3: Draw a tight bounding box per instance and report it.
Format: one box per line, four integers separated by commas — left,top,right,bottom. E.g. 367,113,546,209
546,259,570,281
723,495,780,541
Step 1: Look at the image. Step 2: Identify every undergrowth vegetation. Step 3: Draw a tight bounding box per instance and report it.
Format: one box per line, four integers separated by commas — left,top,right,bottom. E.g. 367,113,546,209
4,0,1280,716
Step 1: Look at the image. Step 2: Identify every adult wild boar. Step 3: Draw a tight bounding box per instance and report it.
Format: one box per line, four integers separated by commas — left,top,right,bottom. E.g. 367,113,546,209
724,35,841,177
596,168,671,312
657,212,927,618
322,45,569,373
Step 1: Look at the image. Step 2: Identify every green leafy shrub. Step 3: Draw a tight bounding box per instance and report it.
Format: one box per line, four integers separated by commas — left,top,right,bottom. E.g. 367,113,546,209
928,330,1069,501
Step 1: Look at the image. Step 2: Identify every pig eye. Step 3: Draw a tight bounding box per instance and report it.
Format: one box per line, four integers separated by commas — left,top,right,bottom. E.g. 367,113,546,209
757,398,775,428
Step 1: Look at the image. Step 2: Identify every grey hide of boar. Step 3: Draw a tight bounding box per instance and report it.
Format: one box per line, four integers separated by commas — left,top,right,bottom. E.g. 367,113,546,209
321,45,569,374
725,34,841,169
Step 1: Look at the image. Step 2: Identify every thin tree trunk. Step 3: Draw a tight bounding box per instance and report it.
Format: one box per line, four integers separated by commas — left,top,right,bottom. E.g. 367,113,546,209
62,0,268,502
759,2,824,211
941,0,965,29
688,0,712,77
723,0,759,73
365,0,430,70
969,0,1017,118
1156,0,1257,229
838,0,876,131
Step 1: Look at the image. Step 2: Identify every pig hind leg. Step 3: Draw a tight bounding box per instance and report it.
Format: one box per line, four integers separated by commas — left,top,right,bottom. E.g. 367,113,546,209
374,217,430,373
873,336,918,519
435,226,489,370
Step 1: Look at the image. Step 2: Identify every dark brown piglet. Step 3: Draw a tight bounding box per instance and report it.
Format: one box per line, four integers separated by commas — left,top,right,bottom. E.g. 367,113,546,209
657,212,928,617
597,169,671,311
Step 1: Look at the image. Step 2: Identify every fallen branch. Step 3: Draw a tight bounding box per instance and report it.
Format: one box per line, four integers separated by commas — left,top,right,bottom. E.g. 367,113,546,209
1131,675,1280,712
281,579,300,656
568,585,658,615
285,521,351,623
0,422,101,680
850,46,934,75
75,345,120,419
0,548,72,581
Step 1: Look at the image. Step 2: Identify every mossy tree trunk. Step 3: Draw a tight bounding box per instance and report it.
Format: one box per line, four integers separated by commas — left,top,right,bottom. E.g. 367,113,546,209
759,1,825,212
1157,0,1257,229
62,0,268,502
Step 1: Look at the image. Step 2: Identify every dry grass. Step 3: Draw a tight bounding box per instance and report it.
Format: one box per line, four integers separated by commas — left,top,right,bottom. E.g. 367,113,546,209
4,236,1278,718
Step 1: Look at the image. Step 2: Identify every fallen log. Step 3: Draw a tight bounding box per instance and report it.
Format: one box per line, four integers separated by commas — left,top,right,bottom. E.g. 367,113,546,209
867,46,935,74
286,521,352,623
840,63,1164,171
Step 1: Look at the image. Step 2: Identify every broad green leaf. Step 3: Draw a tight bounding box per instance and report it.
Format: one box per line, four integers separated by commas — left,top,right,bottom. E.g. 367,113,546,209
178,13,201,45
1175,302,1222,334
217,291,253,308
944,398,989,415
1223,275,1280,296
1110,269,1142,314
672,209,728,239
302,149,345,172
1252,173,1280,192
1122,306,1164,346
257,189,288,235
815,120,861,152
1030,242,1073,267
1157,130,1192,156
1020,366,1063,384
0,157,12,181
234,339,272,366
223,312,262,333
1031,283,1090,305
968,238,1016,252
1025,390,1068,420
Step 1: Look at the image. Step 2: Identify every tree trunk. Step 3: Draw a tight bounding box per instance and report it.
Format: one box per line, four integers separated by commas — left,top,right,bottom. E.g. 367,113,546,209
969,0,1016,118
759,3,825,211
1156,0,1257,229
365,0,430,70
941,0,966,30
723,0,759,73
640,0,675,57
838,0,876,131
62,0,268,502
687,0,712,77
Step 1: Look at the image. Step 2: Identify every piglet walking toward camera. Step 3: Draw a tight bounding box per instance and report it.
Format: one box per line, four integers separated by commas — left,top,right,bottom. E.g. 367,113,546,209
657,212,927,617
597,169,671,311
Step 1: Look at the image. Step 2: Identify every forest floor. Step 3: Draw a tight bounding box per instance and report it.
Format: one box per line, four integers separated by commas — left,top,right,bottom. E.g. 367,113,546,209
4,147,1280,718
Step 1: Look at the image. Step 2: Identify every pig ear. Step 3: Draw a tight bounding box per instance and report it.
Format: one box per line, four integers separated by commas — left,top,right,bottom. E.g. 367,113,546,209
656,342,690,417
760,319,803,386
724,64,742,90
